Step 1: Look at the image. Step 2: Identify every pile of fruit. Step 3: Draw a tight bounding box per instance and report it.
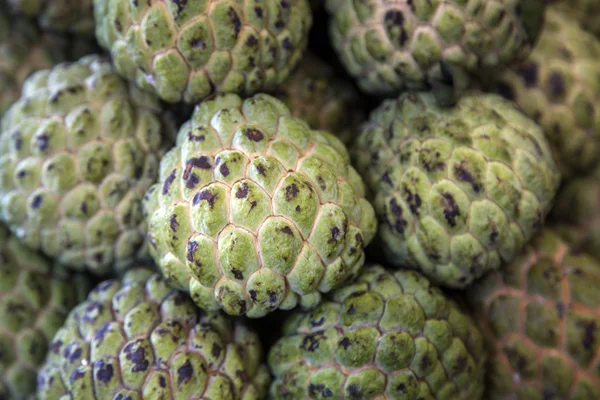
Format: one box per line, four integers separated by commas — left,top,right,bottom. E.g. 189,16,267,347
1,0,600,399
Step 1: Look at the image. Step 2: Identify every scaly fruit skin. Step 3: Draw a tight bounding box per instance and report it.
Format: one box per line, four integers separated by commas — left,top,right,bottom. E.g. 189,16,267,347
548,0,600,38
94,0,312,104
353,92,560,289
273,53,364,145
491,8,600,178
329,0,545,101
0,56,169,275
37,269,270,400
269,264,486,400
467,229,600,399
7,0,94,35
0,224,90,399
143,93,377,318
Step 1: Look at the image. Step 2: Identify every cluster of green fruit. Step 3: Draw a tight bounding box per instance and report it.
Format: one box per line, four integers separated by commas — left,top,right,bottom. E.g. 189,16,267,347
1,0,600,399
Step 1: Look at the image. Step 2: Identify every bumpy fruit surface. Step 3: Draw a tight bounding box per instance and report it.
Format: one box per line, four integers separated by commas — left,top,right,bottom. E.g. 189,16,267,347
353,92,560,289
0,56,169,275
329,0,545,101
0,224,90,399
144,93,377,318
7,0,94,34
467,229,600,399
548,0,600,38
94,0,312,104
491,8,600,177
269,264,486,400
37,269,270,400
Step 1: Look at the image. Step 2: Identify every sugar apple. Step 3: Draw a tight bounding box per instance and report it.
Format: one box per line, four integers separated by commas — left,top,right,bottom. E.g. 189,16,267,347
467,228,600,399
37,268,271,399
548,0,600,38
6,0,94,35
352,92,561,289
491,8,600,177
93,0,313,104
329,0,546,103
0,224,90,399
273,53,364,145
268,264,487,400
0,55,171,275
143,93,377,318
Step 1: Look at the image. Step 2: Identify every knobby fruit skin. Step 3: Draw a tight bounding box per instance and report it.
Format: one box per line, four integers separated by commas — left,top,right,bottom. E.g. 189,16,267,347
269,264,487,400
143,93,377,318
353,91,560,289
0,55,171,276
548,0,600,39
491,7,600,178
467,229,600,399
94,0,313,104
37,268,271,399
7,0,95,35
0,224,90,399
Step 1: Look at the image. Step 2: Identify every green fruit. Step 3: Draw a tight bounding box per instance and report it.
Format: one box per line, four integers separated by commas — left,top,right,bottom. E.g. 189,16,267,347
329,0,546,103
467,228,600,399
0,224,90,399
274,53,364,145
37,269,270,400
491,8,600,178
269,264,487,400
549,0,600,38
7,0,94,34
143,93,377,318
93,0,313,104
353,92,560,288
0,55,171,275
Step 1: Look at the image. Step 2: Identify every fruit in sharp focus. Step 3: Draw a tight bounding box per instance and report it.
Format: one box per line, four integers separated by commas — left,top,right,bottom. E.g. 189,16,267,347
7,0,95,35
353,92,560,289
329,0,545,103
273,53,364,145
467,228,600,399
37,268,270,400
491,7,600,178
143,93,377,318
0,55,171,275
93,0,312,104
269,264,486,400
0,224,90,399
548,0,600,38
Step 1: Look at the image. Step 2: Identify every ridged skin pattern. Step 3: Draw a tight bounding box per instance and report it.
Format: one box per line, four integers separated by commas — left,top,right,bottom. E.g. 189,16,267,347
7,0,95,34
0,56,169,275
0,225,90,399
94,0,313,104
329,0,545,99
269,264,486,400
353,92,561,289
467,229,600,399
549,0,600,38
273,53,364,145
492,8,600,178
37,269,271,400
143,93,377,318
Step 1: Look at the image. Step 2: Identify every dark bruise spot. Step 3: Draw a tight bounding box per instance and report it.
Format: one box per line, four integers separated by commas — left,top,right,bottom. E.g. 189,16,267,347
94,323,112,343
404,188,422,215
347,384,361,398
186,173,200,189
382,172,393,186
330,227,341,242
300,332,325,352
246,128,264,142
388,198,407,234
17,169,27,179
256,164,266,176
65,345,82,364
454,163,481,193
70,369,85,384
173,294,186,306
384,10,408,46
228,7,242,37
440,192,460,227
12,131,22,150
496,81,515,100
347,304,355,315
282,38,293,50
578,320,597,350
188,130,205,142
96,361,114,383
212,343,222,359
170,214,180,232
187,241,198,263
31,195,43,209
453,356,467,373
518,62,538,87
310,317,325,327
237,300,247,314
249,290,257,301
236,183,249,199
36,134,49,151
114,19,122,32
50,340,63,354
162,169,177,195
159,375,167,388
268,291,278,304
339,337,351,350
548,71,566,97
396,383,406,393
231,269,244,280
177,359,194,386
183,157,211,183
280,226,293,236
421,355,431,370
80,202,88,214
190,38,205,49
285,183,299,201
245,35,258,47
254,6,263,18
124,341,150,373
220,163,230,177
490,225,499,245
193,189,218,208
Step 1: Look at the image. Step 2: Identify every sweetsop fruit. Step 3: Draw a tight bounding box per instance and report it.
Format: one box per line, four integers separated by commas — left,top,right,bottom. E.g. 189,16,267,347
0,55,171,275
93,0,312,104
491,7,600,178
7,0,95,35
143,93,377,318
37,268,271,400
0,224,90,399
269,264,487,400
273,53,364,145
352,92,561,289
467,228,600,399
548,0,600,38
329,0,546,103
